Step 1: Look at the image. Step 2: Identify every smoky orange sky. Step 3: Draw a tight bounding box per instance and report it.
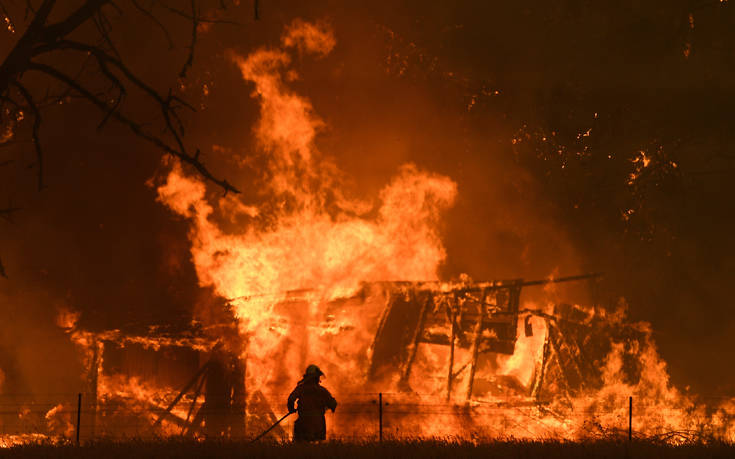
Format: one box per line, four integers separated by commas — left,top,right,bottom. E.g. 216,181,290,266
2,1,734,398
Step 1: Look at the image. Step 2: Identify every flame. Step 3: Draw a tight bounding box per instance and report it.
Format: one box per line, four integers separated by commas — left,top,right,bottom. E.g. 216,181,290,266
97,374,188,435
281,19,336,57
29,18,735,444
55,307,80,330
45,404,74,438
153,19,735,443
157,19,456,398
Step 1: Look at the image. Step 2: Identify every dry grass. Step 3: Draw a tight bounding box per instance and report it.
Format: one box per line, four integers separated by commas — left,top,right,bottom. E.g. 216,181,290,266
2,438,735,458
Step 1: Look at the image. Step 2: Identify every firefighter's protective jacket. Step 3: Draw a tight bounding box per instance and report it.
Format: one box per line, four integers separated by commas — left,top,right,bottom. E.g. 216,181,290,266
287,378,337,441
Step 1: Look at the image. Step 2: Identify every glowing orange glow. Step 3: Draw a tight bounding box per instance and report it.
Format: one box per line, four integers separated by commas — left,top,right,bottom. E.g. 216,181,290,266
18,18,732,445
154,20,735,442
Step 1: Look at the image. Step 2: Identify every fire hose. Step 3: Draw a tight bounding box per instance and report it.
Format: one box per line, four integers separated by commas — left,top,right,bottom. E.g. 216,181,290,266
249,411,294,443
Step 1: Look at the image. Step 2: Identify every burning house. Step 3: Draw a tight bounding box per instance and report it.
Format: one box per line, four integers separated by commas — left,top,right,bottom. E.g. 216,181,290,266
4,9,735,448
53,271,678,441
367,274,604,401
71,325,246,439
42,17,735,441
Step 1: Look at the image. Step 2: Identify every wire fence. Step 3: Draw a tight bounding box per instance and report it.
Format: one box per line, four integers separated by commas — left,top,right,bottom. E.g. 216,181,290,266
1,392,734,444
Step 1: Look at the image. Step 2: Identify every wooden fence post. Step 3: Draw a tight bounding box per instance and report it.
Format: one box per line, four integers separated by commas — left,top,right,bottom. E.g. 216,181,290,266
628,396,632,442
379,392,383,442
76,393,82,445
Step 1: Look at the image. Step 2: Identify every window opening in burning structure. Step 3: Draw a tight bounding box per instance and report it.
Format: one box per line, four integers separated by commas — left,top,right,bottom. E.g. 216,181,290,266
368,274,601,403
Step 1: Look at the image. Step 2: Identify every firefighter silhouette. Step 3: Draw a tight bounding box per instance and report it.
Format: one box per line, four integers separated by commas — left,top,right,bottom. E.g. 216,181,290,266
287,364,337,441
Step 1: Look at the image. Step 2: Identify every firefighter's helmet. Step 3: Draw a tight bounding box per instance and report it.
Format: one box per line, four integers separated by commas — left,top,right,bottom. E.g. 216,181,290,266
304,364,324,378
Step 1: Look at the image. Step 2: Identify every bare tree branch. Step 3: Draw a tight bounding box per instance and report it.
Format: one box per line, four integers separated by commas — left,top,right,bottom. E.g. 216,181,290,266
1,0,241,195
0,0,56,94
158,0,242,25
12,82,43,190
28,62,238,194
179,0,198,78
2,0,251,282
39,0,111,43
131,0,174,49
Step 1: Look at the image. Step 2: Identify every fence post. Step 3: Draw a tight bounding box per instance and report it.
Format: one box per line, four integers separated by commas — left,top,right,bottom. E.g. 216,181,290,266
379,392,383,442
76,392,82,445
628,396,632,442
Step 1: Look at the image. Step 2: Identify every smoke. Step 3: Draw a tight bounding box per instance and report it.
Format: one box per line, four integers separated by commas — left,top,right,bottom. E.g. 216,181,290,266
281,19,336,57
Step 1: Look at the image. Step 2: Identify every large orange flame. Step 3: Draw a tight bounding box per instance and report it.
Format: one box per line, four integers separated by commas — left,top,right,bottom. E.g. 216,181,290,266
157,19,457,398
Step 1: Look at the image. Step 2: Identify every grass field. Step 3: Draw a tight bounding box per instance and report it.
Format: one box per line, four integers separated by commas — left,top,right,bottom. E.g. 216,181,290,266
2,439,735,459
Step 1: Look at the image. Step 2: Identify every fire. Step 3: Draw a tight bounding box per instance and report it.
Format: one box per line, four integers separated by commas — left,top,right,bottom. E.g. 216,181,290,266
0,434,52,448
5,18,730,446
154,19,735,442
96,374,189,436
156,18,457,400
45,404,74,438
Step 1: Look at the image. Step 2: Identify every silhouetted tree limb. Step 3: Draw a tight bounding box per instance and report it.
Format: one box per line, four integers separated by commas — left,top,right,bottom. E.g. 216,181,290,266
0,0,244,278
12,81,43,189
27,61,237,194
0,0,241,194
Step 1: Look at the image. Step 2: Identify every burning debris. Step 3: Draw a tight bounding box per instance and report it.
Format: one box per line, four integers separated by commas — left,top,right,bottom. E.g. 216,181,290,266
64,318,251,439
14,275,720,443
368,274,602,401
3,270,735,443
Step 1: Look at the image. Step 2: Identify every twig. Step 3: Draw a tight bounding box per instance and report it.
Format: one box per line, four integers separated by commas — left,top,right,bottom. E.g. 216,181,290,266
28,62,239,194
12,82,43,190
158,0,242,25
131,0,174,49
1,0,240,195
179,0,198,78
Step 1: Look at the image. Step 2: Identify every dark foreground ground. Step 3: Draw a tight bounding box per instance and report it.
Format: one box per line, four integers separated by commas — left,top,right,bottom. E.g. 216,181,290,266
2,439,735,459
